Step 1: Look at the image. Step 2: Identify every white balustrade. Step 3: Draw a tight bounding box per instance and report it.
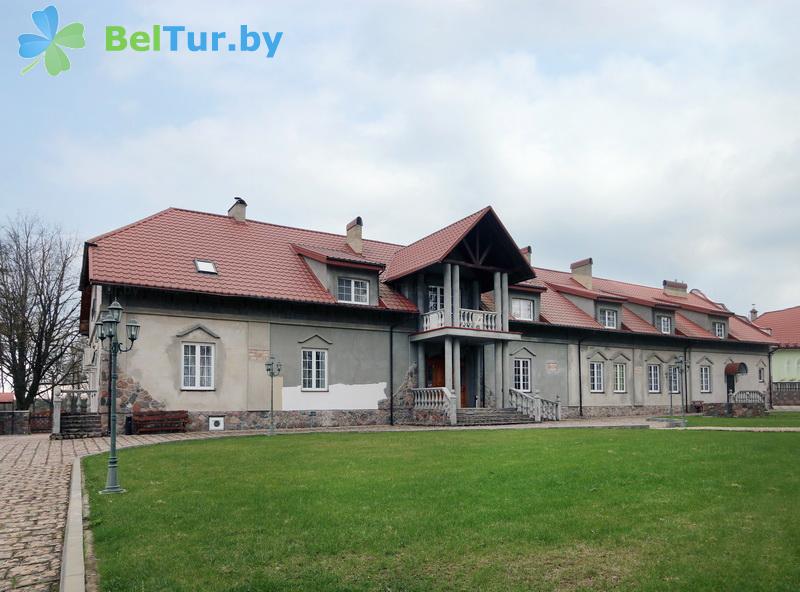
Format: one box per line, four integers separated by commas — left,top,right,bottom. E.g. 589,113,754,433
458,309,498,331
411,387,457,425
422,309,446,331
509,388,561,422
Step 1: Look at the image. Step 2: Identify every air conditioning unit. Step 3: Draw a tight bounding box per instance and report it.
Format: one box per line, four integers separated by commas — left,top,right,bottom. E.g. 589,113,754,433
209,416,225,431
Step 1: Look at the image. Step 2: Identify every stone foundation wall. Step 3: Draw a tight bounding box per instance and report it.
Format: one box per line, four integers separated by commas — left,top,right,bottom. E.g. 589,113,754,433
704,403,767,417
407,409,450,426
773,385,800,406
0,411,30,435
187,409,392,431
562,405,676,419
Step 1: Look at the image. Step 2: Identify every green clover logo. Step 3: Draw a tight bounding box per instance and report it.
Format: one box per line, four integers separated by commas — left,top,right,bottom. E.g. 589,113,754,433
18,5,85,76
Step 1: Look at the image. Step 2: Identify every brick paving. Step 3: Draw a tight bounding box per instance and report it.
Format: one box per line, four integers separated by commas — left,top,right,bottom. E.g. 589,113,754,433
3,416,793,591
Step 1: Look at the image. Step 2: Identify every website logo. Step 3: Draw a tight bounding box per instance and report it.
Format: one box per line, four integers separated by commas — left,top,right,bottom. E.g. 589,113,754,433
18,5,85,76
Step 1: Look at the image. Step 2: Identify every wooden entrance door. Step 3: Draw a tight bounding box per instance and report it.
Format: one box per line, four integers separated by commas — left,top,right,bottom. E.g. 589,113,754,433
428,355,445,388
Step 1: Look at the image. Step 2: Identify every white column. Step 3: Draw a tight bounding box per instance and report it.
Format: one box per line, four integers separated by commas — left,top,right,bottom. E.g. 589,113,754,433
444,264,453,326
493,271,502,320
416,273,426,330
445,336,454,392
453,338,461,407
501,272,510,331
452,264,461,327
417,343,426,388
52,394,61,435
494,343,503,409
502,341,510,408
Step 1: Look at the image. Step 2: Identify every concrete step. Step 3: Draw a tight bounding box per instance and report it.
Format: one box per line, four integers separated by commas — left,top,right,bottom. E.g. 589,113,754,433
59,413,103,436
456,408,542,425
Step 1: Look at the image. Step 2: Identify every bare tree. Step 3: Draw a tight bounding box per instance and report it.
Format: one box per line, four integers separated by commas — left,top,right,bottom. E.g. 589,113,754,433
0,214,80,410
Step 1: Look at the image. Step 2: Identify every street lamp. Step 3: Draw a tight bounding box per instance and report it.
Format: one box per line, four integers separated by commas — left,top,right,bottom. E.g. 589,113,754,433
97,300,141,494
265,356,282,436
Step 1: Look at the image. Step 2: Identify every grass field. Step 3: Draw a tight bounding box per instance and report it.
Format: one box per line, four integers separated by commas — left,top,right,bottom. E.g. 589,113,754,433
84,429,800,591
677,411,800,427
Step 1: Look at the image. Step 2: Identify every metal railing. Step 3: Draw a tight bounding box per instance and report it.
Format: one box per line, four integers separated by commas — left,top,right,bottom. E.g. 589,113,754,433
411,387,457,425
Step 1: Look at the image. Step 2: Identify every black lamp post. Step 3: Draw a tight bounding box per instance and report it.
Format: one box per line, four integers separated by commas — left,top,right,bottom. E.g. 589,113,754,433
265,356,282,436
97,299,141,494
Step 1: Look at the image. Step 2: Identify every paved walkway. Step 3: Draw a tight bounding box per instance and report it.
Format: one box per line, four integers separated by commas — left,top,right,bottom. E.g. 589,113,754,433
0,416,795,591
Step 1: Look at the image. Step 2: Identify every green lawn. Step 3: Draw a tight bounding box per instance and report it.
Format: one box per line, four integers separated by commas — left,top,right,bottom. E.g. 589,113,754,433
83,430,800,591
677,412,800,427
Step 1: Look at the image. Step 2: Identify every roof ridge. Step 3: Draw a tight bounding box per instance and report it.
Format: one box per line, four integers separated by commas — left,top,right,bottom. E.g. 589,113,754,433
138,207,408,249
535,266,728,311
392,206,491,253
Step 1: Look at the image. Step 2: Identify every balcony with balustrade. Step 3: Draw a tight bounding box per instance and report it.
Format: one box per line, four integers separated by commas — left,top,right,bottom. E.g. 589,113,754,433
413,305,518,343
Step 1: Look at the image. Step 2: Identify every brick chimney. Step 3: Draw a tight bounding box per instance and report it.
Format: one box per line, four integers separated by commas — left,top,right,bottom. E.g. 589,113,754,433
346,216,363,254
570,258,593,290
749,306,758,322
520,246,532,265
227,197,247,222
662,279,687,298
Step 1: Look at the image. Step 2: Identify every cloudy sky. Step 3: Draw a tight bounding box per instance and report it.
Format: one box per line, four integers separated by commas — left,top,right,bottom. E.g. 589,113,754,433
2,0,799,315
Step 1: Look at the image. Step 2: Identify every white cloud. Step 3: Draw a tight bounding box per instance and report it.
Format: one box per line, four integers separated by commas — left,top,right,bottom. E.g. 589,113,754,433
34,0,800,314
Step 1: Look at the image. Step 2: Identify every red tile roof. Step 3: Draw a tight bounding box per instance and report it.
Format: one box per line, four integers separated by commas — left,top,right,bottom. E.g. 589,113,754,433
82,206,775,345
539,288,603,328
85,208,416,312
728,315,774,343
675,312,714,339
383,207,491,281
0,392,14,404
621,306,660,334
529,267,773,343
755,306,800,347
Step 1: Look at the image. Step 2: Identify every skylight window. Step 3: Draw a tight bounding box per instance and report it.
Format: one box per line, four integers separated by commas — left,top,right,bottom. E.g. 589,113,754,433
194,259,217,274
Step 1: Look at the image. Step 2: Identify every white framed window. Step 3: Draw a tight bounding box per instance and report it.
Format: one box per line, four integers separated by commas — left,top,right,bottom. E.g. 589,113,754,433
427,285,445,311
713,321,726,339
301,349,328,391
337,277,369,305
613,363,626,393
182,343,215,390
601,309,618,329
647,364,661,393
589,362,604,393
658,315,672,334
511,298,534,321
668,365,681,394
513,358,531,392
758,367,765,383
699,365,711,393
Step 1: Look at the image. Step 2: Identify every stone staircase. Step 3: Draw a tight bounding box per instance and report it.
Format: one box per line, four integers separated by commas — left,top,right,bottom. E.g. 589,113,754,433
51,413,104,439
456,408,541,426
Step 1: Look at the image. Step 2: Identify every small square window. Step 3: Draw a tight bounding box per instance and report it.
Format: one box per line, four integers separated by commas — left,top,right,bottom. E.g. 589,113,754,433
601,309,618,329
195,259,217,274
713,321,726,339
657,315,672,334
512,298,534,321
337,277,369,305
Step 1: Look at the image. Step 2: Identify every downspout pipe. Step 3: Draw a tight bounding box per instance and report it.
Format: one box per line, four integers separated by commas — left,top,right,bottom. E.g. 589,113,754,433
389,324,394,425
577,334,585,417
683,345,690,413
768,346,777,409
